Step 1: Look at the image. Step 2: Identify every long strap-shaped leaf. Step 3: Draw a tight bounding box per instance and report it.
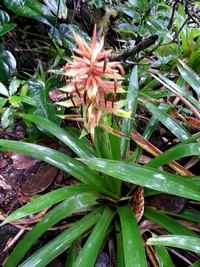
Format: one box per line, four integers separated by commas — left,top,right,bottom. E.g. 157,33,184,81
147,143,200,168
155,246,175,267
20,113,95,158
144,207,197,236
120,66,139,159
0,140,116,198
80,158,200,201
4,191,98,267
73,207,115,267
145,102,190,141
1,185,96,225
118,205,147,267
18,209,103,267
147,235,200,255
178,60,200,97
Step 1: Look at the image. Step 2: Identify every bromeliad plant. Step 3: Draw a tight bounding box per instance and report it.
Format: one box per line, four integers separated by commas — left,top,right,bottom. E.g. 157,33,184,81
1,27,200,267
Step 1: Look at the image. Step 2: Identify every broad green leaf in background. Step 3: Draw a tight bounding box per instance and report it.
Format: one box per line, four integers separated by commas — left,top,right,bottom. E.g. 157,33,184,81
0,97,7,108
9,78,21,96
1,107,13,129
120,66,139,159
73,207,115,267
118,205,147,267
147,235,200,255
18,209,102,267
81,158,200,201
0,46,16,83
0,9,16,36
27,80,58,122
4,191,98,267
0,82,9,97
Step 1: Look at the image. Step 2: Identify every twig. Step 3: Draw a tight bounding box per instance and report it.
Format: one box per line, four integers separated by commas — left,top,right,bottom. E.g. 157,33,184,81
167,0,180,30
111,35,158,61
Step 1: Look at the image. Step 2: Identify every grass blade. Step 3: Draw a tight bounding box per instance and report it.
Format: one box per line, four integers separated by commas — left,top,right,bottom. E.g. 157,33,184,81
73,207,115,267
118,205,147,267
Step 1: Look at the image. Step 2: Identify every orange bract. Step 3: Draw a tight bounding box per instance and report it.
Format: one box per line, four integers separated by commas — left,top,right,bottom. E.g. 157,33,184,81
63,25,124,105
57,26,125,136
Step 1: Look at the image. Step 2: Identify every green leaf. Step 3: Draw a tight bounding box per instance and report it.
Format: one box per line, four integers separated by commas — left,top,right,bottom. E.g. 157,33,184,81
145,102,190,141
80,158,200,201
73,207,115,267
27,80,58,122
147,235,200,255
120,66,139,159
65,244,78,267
147,143,200,168
118,205,147,267
116,222,125,267
0,97,7,108
0,140,114,197
155,246,175,267
0,47,16,83
152,73,200,110
178,60,200,97
2,185,95,225
4,191,98,267
20,114,95,158
0,22,16,36
0,9,16,36
18,209,102,267
144,207,196,236
0,82,9,97
1,107,13,129
169,208,200,224
3,0,50,25
191,260,200,267
9,78,21,96
94,127,121,196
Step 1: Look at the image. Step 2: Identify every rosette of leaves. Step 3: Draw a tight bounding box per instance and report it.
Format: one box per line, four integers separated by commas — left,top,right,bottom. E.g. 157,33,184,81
0,65,200,266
